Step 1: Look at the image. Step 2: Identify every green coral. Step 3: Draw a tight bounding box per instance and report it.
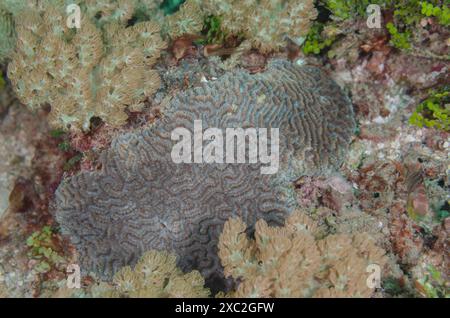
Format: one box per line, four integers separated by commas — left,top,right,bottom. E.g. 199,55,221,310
409,88,449,131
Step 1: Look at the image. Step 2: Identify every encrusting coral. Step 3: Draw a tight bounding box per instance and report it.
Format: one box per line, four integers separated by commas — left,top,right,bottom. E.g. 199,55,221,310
7,0,167,131
55,60,355,291
218,211,388,297
94,250,210,298
194,0,318,52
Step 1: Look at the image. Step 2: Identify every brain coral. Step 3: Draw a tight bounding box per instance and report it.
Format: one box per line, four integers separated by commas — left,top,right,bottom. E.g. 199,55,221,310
55,60,355,290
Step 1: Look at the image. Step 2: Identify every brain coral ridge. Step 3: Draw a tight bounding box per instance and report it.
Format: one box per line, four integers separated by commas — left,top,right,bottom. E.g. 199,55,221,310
55,60,355,290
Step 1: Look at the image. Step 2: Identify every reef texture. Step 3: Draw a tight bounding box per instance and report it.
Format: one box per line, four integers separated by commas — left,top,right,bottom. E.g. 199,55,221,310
165,1,203,39
55,60,355,288
218,211,388,297
94,250,210,297
0,0,30,62
7,1,166,131
194,0,318,52
0,7,14,62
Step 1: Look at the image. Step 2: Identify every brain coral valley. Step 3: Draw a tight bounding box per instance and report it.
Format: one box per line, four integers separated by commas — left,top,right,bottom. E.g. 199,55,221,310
55,60,356,290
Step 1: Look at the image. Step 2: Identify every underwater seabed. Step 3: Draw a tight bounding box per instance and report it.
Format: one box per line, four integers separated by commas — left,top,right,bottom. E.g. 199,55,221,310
0,0,449,298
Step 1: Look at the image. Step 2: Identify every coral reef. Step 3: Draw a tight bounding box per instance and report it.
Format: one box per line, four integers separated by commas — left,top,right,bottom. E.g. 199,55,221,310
0,0,448,299
194,0,318,52
165,0,203,39
7,1,166,131
218,211,387,297
54,60,355,290
93,250,210,297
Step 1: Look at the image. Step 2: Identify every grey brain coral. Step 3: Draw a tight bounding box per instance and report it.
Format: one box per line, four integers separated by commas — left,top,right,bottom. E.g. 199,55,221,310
55,60,355,289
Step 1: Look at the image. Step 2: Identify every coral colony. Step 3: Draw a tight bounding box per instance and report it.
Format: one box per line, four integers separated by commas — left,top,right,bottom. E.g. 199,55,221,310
55,60,355,291
0,0,449,299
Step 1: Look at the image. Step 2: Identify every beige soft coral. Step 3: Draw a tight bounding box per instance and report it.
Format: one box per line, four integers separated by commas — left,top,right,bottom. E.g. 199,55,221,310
7,1,166,131
95,250,210,298
218,211,388,297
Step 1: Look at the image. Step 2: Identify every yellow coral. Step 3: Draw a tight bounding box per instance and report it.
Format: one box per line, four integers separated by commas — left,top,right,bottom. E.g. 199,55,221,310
218,211,388,298
7,1,166,131
98,250,210,298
